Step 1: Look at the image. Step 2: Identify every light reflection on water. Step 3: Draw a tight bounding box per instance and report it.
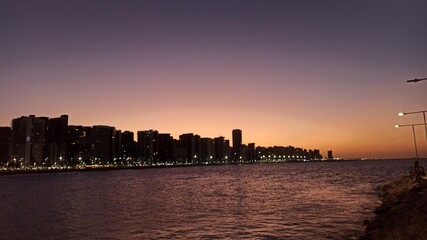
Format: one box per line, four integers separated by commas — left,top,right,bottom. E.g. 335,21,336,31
0,159,421,240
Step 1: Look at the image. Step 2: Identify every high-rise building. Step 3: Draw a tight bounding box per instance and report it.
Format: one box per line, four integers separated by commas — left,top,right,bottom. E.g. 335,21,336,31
214,136,224,162
85,126,116,164
200,137,215,163
327,150,333,159
179,133,197,164
194,134,201,164
46,115,68,165
10,115,69,166
137,130,159,165
224,139,230,162
0,127,11,164
121,131,136,161
232,129,242,162
114,130,122,161
67,125,87,165
248,143,255,162
11,115,47,165
158,133,173,164
173,139,188,164
313,149,322,159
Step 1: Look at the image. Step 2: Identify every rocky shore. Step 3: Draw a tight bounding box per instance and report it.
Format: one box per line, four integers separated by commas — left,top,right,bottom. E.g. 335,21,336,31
360,176,427,240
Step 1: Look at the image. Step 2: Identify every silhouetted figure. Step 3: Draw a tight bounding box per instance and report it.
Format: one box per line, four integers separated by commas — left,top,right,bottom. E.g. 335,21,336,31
410,160,425,182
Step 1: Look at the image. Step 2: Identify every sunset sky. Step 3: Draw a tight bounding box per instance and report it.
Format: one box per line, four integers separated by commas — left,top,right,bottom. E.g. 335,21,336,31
1,0,426,159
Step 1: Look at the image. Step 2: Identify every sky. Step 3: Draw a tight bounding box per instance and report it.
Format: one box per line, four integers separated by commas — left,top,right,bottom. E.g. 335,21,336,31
1,0,427,159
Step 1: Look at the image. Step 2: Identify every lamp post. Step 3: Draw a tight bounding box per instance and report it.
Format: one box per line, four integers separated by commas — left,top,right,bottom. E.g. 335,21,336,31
395,123,427,159
406,77,427,83
398,111,427,147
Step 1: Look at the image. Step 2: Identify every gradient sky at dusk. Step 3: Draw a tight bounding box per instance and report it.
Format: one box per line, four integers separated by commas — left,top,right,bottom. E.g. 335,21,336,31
1,0,427,158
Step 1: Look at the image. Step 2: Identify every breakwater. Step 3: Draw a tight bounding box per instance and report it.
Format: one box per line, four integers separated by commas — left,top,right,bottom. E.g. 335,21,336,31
361,176,427,239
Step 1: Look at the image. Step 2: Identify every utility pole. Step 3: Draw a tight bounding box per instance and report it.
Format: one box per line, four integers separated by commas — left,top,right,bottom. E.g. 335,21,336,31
406,77,427,83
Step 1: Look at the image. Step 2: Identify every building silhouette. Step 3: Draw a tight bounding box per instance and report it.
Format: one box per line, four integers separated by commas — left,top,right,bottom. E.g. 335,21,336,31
214,136,225,162
194,134,201,164
0,127,11,164
327,150,334,159
46,115,68,165
179,133,197,164
200,137,215,163
67,125,86,165
248,143,256,162
115,130,122,162
137,130,159,165
3,114,332,167
158,133,173,164
173,139,188,164
115,130,136,163
224,139,230,162
11,115,47,165
232,129,242,162
121,131,136,161
86,126,116,164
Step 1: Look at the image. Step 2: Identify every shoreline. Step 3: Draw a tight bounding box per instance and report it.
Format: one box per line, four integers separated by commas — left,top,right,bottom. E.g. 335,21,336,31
0,159,356,176
360,176,427,239
1,159,424,177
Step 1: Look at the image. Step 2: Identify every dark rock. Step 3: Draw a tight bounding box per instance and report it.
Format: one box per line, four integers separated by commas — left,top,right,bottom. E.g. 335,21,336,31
360,176,427,240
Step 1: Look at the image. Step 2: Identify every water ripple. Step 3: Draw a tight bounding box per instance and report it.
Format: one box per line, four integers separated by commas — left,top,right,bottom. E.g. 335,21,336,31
0,159,421,239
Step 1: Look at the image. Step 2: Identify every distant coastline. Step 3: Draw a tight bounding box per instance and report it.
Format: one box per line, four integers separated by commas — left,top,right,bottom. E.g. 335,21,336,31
2,158,424,176
0,159,342,176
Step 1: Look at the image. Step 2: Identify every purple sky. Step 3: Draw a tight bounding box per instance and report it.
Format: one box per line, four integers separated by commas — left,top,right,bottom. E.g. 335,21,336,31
1,0,427,158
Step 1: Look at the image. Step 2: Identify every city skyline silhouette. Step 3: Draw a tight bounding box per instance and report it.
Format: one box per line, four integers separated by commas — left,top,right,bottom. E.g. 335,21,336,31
0,114,326,167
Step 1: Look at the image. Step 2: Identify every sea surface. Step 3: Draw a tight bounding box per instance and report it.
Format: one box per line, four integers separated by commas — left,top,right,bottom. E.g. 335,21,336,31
0,159,422,240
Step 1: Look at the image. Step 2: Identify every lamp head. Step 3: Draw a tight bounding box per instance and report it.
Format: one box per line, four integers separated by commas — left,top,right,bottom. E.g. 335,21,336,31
398,112,405,116
395,125,400,128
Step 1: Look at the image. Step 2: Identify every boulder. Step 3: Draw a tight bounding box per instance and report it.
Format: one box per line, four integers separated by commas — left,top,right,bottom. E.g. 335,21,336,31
360,176,427,240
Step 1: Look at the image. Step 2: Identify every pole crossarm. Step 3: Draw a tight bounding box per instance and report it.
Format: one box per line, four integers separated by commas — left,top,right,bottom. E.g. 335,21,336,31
406,77,427,83
395,123,427,128
399,110,427,116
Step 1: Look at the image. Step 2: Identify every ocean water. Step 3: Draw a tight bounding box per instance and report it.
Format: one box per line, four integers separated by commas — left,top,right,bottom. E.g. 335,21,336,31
0,159,420,240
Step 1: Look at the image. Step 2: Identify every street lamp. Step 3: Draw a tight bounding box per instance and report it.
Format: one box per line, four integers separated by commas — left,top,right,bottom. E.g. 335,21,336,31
395,123,427,159
406,77,427,83
398,110,427,146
